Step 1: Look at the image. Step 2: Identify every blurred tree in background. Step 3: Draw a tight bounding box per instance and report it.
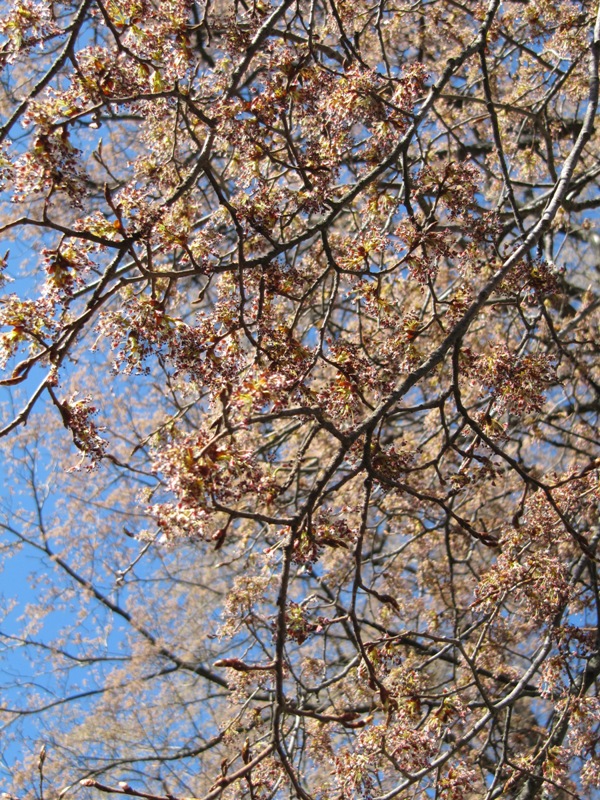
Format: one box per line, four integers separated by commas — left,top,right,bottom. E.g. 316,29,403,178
1,0,600,797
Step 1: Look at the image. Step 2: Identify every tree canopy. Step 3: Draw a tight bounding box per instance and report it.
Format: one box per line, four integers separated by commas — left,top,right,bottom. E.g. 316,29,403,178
1,0,600,797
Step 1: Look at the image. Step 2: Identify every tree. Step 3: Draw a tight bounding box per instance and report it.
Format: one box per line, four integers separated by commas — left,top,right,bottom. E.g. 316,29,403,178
0,0,599,797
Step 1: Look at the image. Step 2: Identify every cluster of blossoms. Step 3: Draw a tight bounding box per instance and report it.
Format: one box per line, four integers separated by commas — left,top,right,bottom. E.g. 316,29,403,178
0,0,59,62
149,428,278,541
467,344,556,415
59,393,108,470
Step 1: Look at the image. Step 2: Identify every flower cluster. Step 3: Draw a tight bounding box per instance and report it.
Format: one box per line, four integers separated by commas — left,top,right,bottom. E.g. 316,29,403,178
469,345,555,415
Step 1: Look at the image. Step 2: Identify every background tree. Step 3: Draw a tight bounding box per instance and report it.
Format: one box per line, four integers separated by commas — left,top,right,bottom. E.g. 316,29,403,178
0,0,600,797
